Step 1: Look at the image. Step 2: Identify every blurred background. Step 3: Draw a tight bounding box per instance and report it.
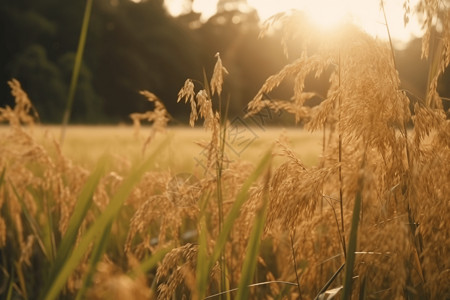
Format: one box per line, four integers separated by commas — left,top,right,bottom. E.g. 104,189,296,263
1,0,449,124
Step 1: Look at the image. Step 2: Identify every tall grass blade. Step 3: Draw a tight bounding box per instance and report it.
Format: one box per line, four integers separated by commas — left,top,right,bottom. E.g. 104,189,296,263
337,50,347,259
10,182,49,261
60,0,93,144
129,246,172,278
358,275,367,300
217,96,231,300
236,166,271,300
5,267,14,300
200,150,271,299
0,167,5,187
196,216,209,300
209,149,272,268
341,159,365,300
194,190,212,299
74,222,112,300
290,231,303,298
14,261,28,300
45,155,108,288
25,186,56,262
202,68,212,97
42,138,169,300
315,263,345,300
44,190,57,263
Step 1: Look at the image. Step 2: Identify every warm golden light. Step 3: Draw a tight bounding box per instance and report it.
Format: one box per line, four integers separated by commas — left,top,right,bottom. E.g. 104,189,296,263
165,0,424,45
302,0,350,30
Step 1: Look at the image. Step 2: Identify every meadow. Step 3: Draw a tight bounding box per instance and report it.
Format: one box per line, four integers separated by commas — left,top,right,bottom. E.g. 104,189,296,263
1,4,450,300
0,125,322,171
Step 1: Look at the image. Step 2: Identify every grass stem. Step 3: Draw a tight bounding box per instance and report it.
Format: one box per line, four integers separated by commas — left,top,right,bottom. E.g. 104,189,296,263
290,230,303,300
60,0,93,144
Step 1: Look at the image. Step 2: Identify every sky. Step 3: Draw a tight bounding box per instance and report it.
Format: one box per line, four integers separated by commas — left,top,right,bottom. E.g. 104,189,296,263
164,0,424,46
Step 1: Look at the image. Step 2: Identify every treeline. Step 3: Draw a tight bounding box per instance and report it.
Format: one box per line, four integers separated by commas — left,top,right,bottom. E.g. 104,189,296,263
0,0,448,123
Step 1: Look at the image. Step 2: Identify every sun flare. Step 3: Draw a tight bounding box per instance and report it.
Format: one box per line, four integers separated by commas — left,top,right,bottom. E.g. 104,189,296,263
246,0,423,43
165,0,423,44
305,1,353,30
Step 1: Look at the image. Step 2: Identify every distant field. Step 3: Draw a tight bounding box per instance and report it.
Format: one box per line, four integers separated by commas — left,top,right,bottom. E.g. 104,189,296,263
1,125,323,171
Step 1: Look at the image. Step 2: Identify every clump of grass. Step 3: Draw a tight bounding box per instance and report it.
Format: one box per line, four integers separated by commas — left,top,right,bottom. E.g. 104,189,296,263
245,3,450,298
0,79,39,127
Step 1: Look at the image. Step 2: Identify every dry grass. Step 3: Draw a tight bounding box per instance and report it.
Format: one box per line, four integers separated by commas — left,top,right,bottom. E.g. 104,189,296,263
1,3,450,299
0,125,321,171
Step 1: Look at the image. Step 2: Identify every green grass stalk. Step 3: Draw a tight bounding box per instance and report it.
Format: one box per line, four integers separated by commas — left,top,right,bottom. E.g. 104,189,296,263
209,149,272,269
43,155,108,293
341,156,365,300
74,222,112,300
5,267,14,300
236,166,271,300
338,49,347,259
60,0,93,144
290,231,303,299
200,150,272,299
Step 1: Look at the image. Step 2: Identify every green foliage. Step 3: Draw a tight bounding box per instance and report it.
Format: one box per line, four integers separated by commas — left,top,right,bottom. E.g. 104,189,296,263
0,0,290,123
58,53,103,123
8,44,67,122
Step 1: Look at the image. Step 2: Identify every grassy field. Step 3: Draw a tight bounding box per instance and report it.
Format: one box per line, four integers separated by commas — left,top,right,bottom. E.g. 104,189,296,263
1,8,450,299
0,125,322,171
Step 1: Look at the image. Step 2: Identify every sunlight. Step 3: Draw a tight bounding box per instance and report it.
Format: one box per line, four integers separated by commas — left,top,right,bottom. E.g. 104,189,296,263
164,0,423,45
302,0,350,30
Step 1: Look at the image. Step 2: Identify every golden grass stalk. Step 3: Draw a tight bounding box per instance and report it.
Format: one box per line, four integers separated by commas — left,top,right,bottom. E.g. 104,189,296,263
1,79,38,127
130,91,169,153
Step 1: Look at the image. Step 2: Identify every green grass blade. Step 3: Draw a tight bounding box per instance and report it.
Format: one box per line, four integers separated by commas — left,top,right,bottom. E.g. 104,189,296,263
236,167,270,300
359,275,367,300
197,150,271,299
0,167,6,187
5,267,14,300
129,246,172,278
341,169,365,300
42,138,169,300
315,263,345,299
14,261,28,300
60,0,93,144
25,186,56,262
44,190,57,263
74,222,112,300
194,191,212,299
10,183,52,264
209,149,272,269
196,216,210,299
48,156,108,281
202,68,212,97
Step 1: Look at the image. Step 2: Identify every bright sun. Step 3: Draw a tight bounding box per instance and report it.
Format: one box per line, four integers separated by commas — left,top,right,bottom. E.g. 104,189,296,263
165,0,423,45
